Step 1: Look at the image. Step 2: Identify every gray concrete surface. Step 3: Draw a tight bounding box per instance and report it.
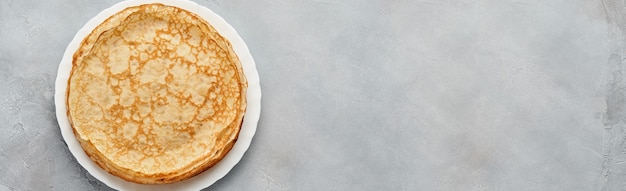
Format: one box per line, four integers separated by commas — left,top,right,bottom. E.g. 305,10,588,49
0,0,625,190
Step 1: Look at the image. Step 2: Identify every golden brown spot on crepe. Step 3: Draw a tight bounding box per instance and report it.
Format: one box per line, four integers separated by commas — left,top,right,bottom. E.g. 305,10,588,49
66,4,247,184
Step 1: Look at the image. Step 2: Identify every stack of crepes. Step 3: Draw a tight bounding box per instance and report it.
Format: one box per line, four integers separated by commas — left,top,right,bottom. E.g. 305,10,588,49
66,3,247,184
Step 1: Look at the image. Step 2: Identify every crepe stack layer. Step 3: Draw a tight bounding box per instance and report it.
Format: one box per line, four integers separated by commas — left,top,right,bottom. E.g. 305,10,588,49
66,4,247,184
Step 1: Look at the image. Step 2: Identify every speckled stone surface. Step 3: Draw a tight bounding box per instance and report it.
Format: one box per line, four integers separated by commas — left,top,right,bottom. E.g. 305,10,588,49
1,0,625,190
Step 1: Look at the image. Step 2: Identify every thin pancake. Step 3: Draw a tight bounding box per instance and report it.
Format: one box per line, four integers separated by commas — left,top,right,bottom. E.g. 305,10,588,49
66,4,247,184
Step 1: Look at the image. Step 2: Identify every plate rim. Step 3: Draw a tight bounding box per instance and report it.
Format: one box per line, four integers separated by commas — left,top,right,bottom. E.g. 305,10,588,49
54,0,261,190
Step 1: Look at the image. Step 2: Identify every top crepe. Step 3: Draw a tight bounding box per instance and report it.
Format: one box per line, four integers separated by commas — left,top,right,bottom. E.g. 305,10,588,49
66,3,247,184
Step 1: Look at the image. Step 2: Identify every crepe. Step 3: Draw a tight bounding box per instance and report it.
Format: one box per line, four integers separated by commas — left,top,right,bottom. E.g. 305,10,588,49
66,4,247,184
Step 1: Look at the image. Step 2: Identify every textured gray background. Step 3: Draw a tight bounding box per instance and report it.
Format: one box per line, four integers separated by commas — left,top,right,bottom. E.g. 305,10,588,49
1,0,625,190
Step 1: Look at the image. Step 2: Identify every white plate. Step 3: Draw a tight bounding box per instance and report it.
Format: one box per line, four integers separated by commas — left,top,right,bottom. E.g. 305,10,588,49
54,0,261,190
